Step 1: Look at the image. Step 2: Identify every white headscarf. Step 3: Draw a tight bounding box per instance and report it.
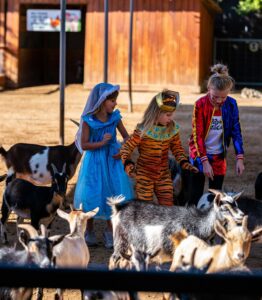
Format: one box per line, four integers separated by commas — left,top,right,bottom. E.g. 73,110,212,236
75,83,120,153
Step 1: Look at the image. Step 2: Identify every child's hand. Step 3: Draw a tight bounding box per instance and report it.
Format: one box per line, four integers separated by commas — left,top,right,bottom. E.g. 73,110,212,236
112,152,121,160
102,133,112,144
124,160,136,178
202,160,214,180
236,159,244,176
181,162,199,174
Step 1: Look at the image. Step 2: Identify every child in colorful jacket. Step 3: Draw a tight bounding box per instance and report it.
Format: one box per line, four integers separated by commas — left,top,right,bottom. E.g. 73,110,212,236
121,90,198,206
188,63,245,205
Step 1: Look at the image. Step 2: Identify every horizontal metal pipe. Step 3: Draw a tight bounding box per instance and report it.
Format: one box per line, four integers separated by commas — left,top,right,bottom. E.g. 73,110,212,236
0,266,261,294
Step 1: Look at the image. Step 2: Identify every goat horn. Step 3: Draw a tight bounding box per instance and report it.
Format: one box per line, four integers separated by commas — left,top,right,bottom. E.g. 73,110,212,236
18,224,38,238
242,215,248,229
40,224,47,237
189,247,197,266
62,163,66,173
208,189,223,196
50,163,58,174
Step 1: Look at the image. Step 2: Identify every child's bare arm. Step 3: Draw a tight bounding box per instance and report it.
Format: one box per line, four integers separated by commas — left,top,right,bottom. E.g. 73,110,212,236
117,120,129,141
81,122,111,150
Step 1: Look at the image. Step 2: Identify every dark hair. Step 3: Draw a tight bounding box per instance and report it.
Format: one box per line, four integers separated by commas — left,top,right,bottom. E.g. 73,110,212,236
106,90,119,100
207,63,235,91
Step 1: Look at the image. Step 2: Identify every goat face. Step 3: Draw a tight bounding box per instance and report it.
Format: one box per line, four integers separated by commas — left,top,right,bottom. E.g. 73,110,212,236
18,224,63,268
203,190,245,224
50,163,68,196
215,216,252,265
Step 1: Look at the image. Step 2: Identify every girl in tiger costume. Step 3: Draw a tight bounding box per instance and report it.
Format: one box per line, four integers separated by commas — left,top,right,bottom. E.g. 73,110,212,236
121,90,198,206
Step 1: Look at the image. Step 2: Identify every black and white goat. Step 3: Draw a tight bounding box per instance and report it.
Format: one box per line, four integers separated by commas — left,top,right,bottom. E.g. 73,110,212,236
197,189,262,232
0,164,68,243
108,193,245,271
0,141,81,186
0,223,63,300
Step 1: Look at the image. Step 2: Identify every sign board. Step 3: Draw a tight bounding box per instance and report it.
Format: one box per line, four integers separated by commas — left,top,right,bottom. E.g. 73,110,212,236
27,9,81,32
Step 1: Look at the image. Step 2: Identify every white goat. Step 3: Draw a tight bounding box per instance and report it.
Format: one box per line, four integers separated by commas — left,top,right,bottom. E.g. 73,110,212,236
170,216,262,274
49,207,99,299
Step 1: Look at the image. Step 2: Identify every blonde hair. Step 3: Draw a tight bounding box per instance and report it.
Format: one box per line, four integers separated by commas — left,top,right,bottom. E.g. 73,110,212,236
138,90,178,137
207,64,235,91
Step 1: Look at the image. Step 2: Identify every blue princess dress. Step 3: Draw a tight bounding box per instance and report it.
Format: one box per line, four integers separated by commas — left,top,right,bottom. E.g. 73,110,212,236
74,109,134,220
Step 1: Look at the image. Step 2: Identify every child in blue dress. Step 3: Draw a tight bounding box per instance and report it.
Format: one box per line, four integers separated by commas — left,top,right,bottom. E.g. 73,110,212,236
74,83,134,248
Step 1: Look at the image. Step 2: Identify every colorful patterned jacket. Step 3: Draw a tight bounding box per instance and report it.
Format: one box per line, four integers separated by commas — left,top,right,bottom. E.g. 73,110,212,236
121,123,188,180
189,94,244,163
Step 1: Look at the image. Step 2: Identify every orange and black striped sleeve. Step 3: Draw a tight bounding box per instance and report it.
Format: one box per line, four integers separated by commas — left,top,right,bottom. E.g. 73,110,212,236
120,129,142,165
170,132,188,165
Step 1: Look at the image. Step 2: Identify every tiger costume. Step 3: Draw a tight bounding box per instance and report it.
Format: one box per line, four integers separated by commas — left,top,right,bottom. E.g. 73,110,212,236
121,122,195,206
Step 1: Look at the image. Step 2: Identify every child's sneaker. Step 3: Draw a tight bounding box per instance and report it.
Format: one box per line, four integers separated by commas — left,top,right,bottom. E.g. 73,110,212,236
103,230,113,249
85,230,97,246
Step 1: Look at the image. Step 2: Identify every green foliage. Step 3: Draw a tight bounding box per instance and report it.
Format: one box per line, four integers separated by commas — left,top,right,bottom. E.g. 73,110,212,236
237,0,262,14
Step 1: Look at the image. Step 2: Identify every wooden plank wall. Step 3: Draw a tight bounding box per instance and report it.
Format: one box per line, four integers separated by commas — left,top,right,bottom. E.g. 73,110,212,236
0,0,4,48
10,0,87,86
84,0,201,91
199,1,216,91
3,0,217,90
4,0,20,86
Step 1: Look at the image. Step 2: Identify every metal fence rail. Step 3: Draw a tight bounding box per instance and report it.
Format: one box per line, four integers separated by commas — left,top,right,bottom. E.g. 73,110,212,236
214,38,262,86
0,265,262,295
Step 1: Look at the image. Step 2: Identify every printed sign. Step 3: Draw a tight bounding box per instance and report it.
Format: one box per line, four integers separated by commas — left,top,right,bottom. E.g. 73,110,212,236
27,9,81,32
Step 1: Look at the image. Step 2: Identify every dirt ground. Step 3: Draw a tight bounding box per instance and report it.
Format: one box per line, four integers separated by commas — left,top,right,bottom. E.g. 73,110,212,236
0,84,262,299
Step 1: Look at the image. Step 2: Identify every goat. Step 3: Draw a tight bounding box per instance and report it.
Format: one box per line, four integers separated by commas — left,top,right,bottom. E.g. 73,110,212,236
108,193,245,271
163,246,212,300
255,172,262,200
169,156,192,206
0,223,63,300
197,189,243,210
0,164,68,243
197,189,262,232
0,141,81,186
170,215,262,274
48,206,99,300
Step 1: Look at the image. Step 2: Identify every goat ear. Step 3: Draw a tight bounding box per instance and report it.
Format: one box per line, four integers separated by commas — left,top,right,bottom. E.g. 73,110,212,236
251,227,262,242
213,194,221,207
169,229,188,248
56,208,69,221
49,234,65,247
50,163,58,175
40,224,48,237
214,220,227,240
233,191,244,201
85,207,99,219
18,229,29,250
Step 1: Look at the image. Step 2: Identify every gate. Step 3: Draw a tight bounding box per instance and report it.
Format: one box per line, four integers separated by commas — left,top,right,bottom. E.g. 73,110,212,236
214,38,262,87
